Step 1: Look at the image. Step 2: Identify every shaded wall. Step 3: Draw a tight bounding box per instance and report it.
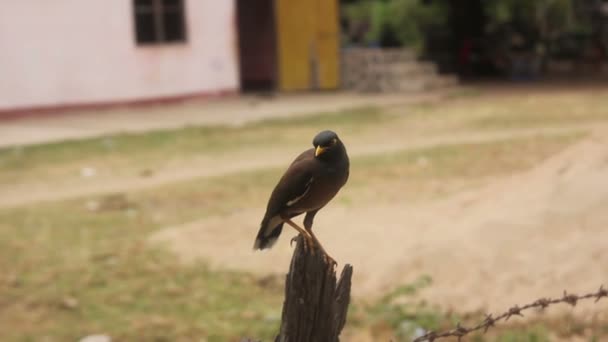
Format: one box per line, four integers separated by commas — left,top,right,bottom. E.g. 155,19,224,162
237,0,277,90
0,0,238,112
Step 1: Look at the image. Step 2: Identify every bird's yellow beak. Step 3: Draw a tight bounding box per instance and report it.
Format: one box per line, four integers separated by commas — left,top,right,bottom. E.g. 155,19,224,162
315,146,326,157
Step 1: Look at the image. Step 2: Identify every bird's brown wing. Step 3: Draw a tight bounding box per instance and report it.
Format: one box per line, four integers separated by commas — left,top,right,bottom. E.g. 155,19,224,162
264,148,317,217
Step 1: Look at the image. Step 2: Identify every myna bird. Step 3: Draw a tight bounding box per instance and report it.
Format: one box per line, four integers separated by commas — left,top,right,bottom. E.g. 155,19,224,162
253,130,350,264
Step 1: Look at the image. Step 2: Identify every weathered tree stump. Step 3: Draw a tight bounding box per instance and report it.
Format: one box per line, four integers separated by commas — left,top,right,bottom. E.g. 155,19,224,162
275,237,353,342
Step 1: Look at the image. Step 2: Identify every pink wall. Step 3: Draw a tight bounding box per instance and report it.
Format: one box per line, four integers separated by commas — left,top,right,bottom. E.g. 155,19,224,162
0,0,239,112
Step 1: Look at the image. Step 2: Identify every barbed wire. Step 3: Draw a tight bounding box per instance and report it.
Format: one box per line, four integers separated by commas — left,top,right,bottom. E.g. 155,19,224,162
412,285,608,342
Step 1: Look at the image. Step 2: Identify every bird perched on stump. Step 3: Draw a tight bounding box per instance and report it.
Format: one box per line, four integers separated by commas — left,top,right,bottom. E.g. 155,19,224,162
253,130,350,265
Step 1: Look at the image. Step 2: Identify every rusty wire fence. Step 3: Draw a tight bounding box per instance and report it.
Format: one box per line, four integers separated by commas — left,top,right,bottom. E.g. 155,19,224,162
412,285,608,341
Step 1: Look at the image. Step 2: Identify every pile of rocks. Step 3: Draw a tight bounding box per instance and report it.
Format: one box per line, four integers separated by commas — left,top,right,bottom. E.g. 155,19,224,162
341,48,458,93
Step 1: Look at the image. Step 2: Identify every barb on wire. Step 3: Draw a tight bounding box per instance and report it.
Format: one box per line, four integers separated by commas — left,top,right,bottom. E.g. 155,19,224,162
413,285,607,342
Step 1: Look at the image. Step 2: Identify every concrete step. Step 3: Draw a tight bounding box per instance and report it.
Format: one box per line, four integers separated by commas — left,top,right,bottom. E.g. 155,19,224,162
370,63,435,79
348,73,459,94
365,61,437,77
342,48,417,65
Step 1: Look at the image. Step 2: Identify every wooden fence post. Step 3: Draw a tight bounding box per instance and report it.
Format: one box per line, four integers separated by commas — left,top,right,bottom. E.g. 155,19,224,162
275,237,353,342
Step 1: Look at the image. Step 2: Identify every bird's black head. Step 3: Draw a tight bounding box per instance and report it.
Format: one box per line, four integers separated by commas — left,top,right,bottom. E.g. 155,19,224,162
312,130,344,160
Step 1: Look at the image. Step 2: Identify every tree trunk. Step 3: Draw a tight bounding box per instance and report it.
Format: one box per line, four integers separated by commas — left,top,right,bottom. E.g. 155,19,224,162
275,237,353,342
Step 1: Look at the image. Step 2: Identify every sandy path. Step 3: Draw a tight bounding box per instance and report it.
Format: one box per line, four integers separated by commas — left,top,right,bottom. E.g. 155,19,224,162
150,129,608,316
0,123,599,209
0,92,441,148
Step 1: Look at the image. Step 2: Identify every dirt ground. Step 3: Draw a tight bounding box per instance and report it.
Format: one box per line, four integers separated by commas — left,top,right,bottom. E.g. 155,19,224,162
3,84,607,323
150,125,608,317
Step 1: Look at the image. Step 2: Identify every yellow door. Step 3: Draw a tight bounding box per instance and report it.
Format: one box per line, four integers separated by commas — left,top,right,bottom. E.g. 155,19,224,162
314,0,340,89
275,0,312,91
276,0,339,91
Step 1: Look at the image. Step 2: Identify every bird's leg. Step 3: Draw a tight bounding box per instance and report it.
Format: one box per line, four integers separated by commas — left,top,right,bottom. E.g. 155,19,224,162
283,218,314,254
303,210,336,267
308,229,336,267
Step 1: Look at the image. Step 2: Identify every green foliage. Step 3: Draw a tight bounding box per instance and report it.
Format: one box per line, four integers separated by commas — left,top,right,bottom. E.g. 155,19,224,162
367,1,390,45
343,0,374,23
343,0,588,49
485,0,588,36
343,0,448,49
387,0,449,49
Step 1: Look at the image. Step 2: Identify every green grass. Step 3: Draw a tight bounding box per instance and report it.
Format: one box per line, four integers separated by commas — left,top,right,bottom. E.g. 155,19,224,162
444,87,483,99
0,203,283,341
469,326,551,342
0,106,387,167
354,275,448,340
0,194,280,341
471,95,608,129
348,277,602,342
0,106,391,185
467,316,608,342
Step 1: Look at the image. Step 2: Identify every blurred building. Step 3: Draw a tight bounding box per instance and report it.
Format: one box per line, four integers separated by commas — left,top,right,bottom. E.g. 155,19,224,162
0,0,340,117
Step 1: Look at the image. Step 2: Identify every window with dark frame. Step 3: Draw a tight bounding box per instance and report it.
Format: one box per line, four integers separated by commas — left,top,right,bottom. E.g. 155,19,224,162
133,0,187,45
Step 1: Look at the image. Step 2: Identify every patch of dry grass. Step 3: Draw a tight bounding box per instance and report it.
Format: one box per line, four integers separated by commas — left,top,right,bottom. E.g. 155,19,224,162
3,87,606,190
0,205,283,341
403,88,608,130
0,131,584,341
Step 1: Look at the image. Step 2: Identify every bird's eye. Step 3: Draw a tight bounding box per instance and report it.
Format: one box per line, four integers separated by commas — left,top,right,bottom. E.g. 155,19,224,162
331,138,337,145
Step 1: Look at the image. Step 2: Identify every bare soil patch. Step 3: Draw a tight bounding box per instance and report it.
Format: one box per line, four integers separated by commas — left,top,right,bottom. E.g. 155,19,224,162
151,130,608,316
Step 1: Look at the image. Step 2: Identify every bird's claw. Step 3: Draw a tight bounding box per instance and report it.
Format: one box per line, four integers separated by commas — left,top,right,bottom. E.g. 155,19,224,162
323,253,337,268
290,234,314,254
